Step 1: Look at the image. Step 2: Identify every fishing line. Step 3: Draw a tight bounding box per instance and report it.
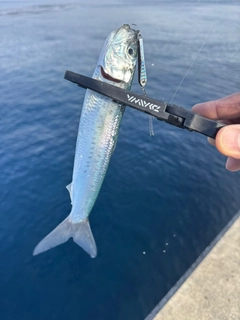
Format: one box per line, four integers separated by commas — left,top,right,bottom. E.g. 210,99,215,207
169,0,219,104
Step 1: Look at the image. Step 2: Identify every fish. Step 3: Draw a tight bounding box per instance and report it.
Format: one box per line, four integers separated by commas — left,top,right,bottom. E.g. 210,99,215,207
33,24,139,258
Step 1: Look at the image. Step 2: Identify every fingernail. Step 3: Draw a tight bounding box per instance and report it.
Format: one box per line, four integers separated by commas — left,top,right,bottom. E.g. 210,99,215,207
221,127,240,153
225,157,240,172
192,103,203,112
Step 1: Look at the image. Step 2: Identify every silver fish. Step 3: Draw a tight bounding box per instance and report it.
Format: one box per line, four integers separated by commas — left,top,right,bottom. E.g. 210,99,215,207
33,24,139,258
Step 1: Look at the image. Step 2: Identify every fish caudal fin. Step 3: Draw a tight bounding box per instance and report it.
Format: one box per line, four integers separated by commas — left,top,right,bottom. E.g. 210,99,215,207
33,216,97,258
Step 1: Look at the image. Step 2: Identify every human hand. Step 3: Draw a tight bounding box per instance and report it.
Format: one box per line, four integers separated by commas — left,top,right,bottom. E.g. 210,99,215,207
192,93,240,172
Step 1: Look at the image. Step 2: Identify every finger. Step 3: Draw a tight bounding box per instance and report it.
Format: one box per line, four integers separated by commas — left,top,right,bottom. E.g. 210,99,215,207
226,157,240,172
215,125,240,159
192,92,240,120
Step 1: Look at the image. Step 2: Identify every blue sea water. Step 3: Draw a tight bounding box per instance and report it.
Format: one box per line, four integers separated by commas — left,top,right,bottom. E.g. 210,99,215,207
0,1,240,319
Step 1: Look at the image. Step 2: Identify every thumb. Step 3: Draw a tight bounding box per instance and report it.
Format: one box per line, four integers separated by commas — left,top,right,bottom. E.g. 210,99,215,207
216,125,240,159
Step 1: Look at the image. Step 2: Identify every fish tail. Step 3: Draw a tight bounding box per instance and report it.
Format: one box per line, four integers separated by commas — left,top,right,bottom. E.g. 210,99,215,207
33,216,97,258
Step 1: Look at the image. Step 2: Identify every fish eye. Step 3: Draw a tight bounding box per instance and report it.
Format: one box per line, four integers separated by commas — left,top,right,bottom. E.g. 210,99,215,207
128,48,134,55
127,45,137,58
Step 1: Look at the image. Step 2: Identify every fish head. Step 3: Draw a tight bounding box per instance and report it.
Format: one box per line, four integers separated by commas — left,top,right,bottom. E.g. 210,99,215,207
98,24,139,88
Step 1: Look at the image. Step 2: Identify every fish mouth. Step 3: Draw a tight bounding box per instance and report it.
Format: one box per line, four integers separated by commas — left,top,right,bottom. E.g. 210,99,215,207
101,66,121,83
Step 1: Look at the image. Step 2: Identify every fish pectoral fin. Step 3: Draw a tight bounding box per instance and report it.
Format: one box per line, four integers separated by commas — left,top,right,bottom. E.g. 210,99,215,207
33,216,97,258
66,183,73,204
